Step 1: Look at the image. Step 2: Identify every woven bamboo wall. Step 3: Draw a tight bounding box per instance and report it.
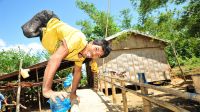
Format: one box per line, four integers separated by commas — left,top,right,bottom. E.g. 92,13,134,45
96,33,170,83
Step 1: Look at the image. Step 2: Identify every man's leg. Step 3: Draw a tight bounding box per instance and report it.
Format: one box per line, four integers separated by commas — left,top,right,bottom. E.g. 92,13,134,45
21,10,59,38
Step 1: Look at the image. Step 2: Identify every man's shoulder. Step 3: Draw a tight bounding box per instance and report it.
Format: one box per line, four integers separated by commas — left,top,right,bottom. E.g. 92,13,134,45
72,32,88,47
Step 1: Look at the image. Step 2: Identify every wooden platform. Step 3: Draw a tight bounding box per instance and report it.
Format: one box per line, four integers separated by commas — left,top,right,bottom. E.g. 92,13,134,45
77,89,122,112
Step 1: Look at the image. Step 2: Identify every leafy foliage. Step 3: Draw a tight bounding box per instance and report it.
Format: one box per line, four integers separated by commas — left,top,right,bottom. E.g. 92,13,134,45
129,0,186,22
129,0,200,67
119,9,133,30
180,0,200,38
0,48,41,74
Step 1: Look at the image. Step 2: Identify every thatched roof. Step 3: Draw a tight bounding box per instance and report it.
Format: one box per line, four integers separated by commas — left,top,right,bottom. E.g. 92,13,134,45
105,29,170,44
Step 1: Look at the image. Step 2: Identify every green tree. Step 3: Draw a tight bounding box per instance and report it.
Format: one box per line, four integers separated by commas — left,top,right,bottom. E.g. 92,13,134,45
130,0,200,67
75,0,119,40
119,8,133,30
180,0,200,38
129,0,186,22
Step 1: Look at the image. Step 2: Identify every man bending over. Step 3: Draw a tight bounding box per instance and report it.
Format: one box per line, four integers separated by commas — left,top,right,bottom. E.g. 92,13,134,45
21,10,111,104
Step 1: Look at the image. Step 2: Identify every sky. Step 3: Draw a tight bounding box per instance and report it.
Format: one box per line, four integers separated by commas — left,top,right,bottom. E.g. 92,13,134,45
0,0,134,52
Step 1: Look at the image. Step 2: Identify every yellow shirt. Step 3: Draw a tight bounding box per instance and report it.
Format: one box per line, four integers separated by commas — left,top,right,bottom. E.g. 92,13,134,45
90,60,98,73
42,18,87,67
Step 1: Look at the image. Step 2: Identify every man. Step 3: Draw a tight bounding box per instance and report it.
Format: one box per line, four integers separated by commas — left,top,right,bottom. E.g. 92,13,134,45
21,10,111,104
0,93,7,110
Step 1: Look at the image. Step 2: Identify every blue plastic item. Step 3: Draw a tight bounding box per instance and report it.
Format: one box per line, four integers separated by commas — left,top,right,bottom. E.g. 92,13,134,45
48,97,71,112
64,73,73,88
137,73,147,83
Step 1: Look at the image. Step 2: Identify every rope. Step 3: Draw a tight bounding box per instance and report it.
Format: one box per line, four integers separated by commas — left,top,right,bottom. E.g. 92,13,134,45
102,0,110,74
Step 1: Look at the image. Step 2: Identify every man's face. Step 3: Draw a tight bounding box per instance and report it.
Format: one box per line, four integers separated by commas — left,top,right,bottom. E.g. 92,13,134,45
84,44,104,59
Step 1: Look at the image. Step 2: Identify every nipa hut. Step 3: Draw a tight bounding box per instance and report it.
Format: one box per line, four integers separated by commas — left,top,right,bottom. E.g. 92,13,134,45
96,29,171,83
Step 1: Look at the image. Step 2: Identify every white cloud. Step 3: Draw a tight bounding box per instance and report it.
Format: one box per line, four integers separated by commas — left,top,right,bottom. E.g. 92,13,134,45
0,42,45,54
27,42,45,52
0,42,48,62
0,38,6,47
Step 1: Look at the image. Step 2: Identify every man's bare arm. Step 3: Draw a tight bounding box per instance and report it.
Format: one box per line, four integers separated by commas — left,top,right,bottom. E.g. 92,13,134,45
42,41,68,102
70,65,82,101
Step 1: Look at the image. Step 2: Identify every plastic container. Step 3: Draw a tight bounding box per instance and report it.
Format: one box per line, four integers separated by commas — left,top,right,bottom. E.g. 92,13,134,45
64,73,73,88
48,97,71,112
20,69,30,79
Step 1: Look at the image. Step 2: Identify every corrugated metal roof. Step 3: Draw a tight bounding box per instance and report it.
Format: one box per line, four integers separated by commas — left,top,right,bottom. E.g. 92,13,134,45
105,29,170,43
0,58,91,81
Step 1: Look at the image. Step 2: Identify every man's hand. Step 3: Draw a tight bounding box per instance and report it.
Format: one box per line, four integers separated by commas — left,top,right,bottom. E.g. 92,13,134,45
70,93,80,105
70,93,78,101
43,90,69,103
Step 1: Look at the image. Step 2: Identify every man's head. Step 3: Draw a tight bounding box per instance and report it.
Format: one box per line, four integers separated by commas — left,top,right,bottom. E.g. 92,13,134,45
81,39,111,59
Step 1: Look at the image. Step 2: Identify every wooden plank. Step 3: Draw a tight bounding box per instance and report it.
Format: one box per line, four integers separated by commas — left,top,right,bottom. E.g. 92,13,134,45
77,89,109,112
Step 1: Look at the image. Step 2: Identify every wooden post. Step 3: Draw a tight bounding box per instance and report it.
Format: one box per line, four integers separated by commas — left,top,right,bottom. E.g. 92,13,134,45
99,75,103,92
111,72,117,103
104,76,108,96
138,73,151,112
16,59,23,112
121,80,128,112
36,69,42,112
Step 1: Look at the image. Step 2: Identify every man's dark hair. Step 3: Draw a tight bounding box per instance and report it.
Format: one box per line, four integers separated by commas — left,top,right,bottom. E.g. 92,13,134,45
93,39,112,58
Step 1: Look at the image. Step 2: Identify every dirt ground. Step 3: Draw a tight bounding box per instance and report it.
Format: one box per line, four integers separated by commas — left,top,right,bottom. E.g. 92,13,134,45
108,83,200,112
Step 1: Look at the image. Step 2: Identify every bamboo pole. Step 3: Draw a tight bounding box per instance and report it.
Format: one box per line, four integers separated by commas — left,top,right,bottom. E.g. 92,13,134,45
138,73,151,112
100,76,189,112
36,69,42,112
111,72,117,103
171,43,186,81
16,59,23,112
121,80,128,112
